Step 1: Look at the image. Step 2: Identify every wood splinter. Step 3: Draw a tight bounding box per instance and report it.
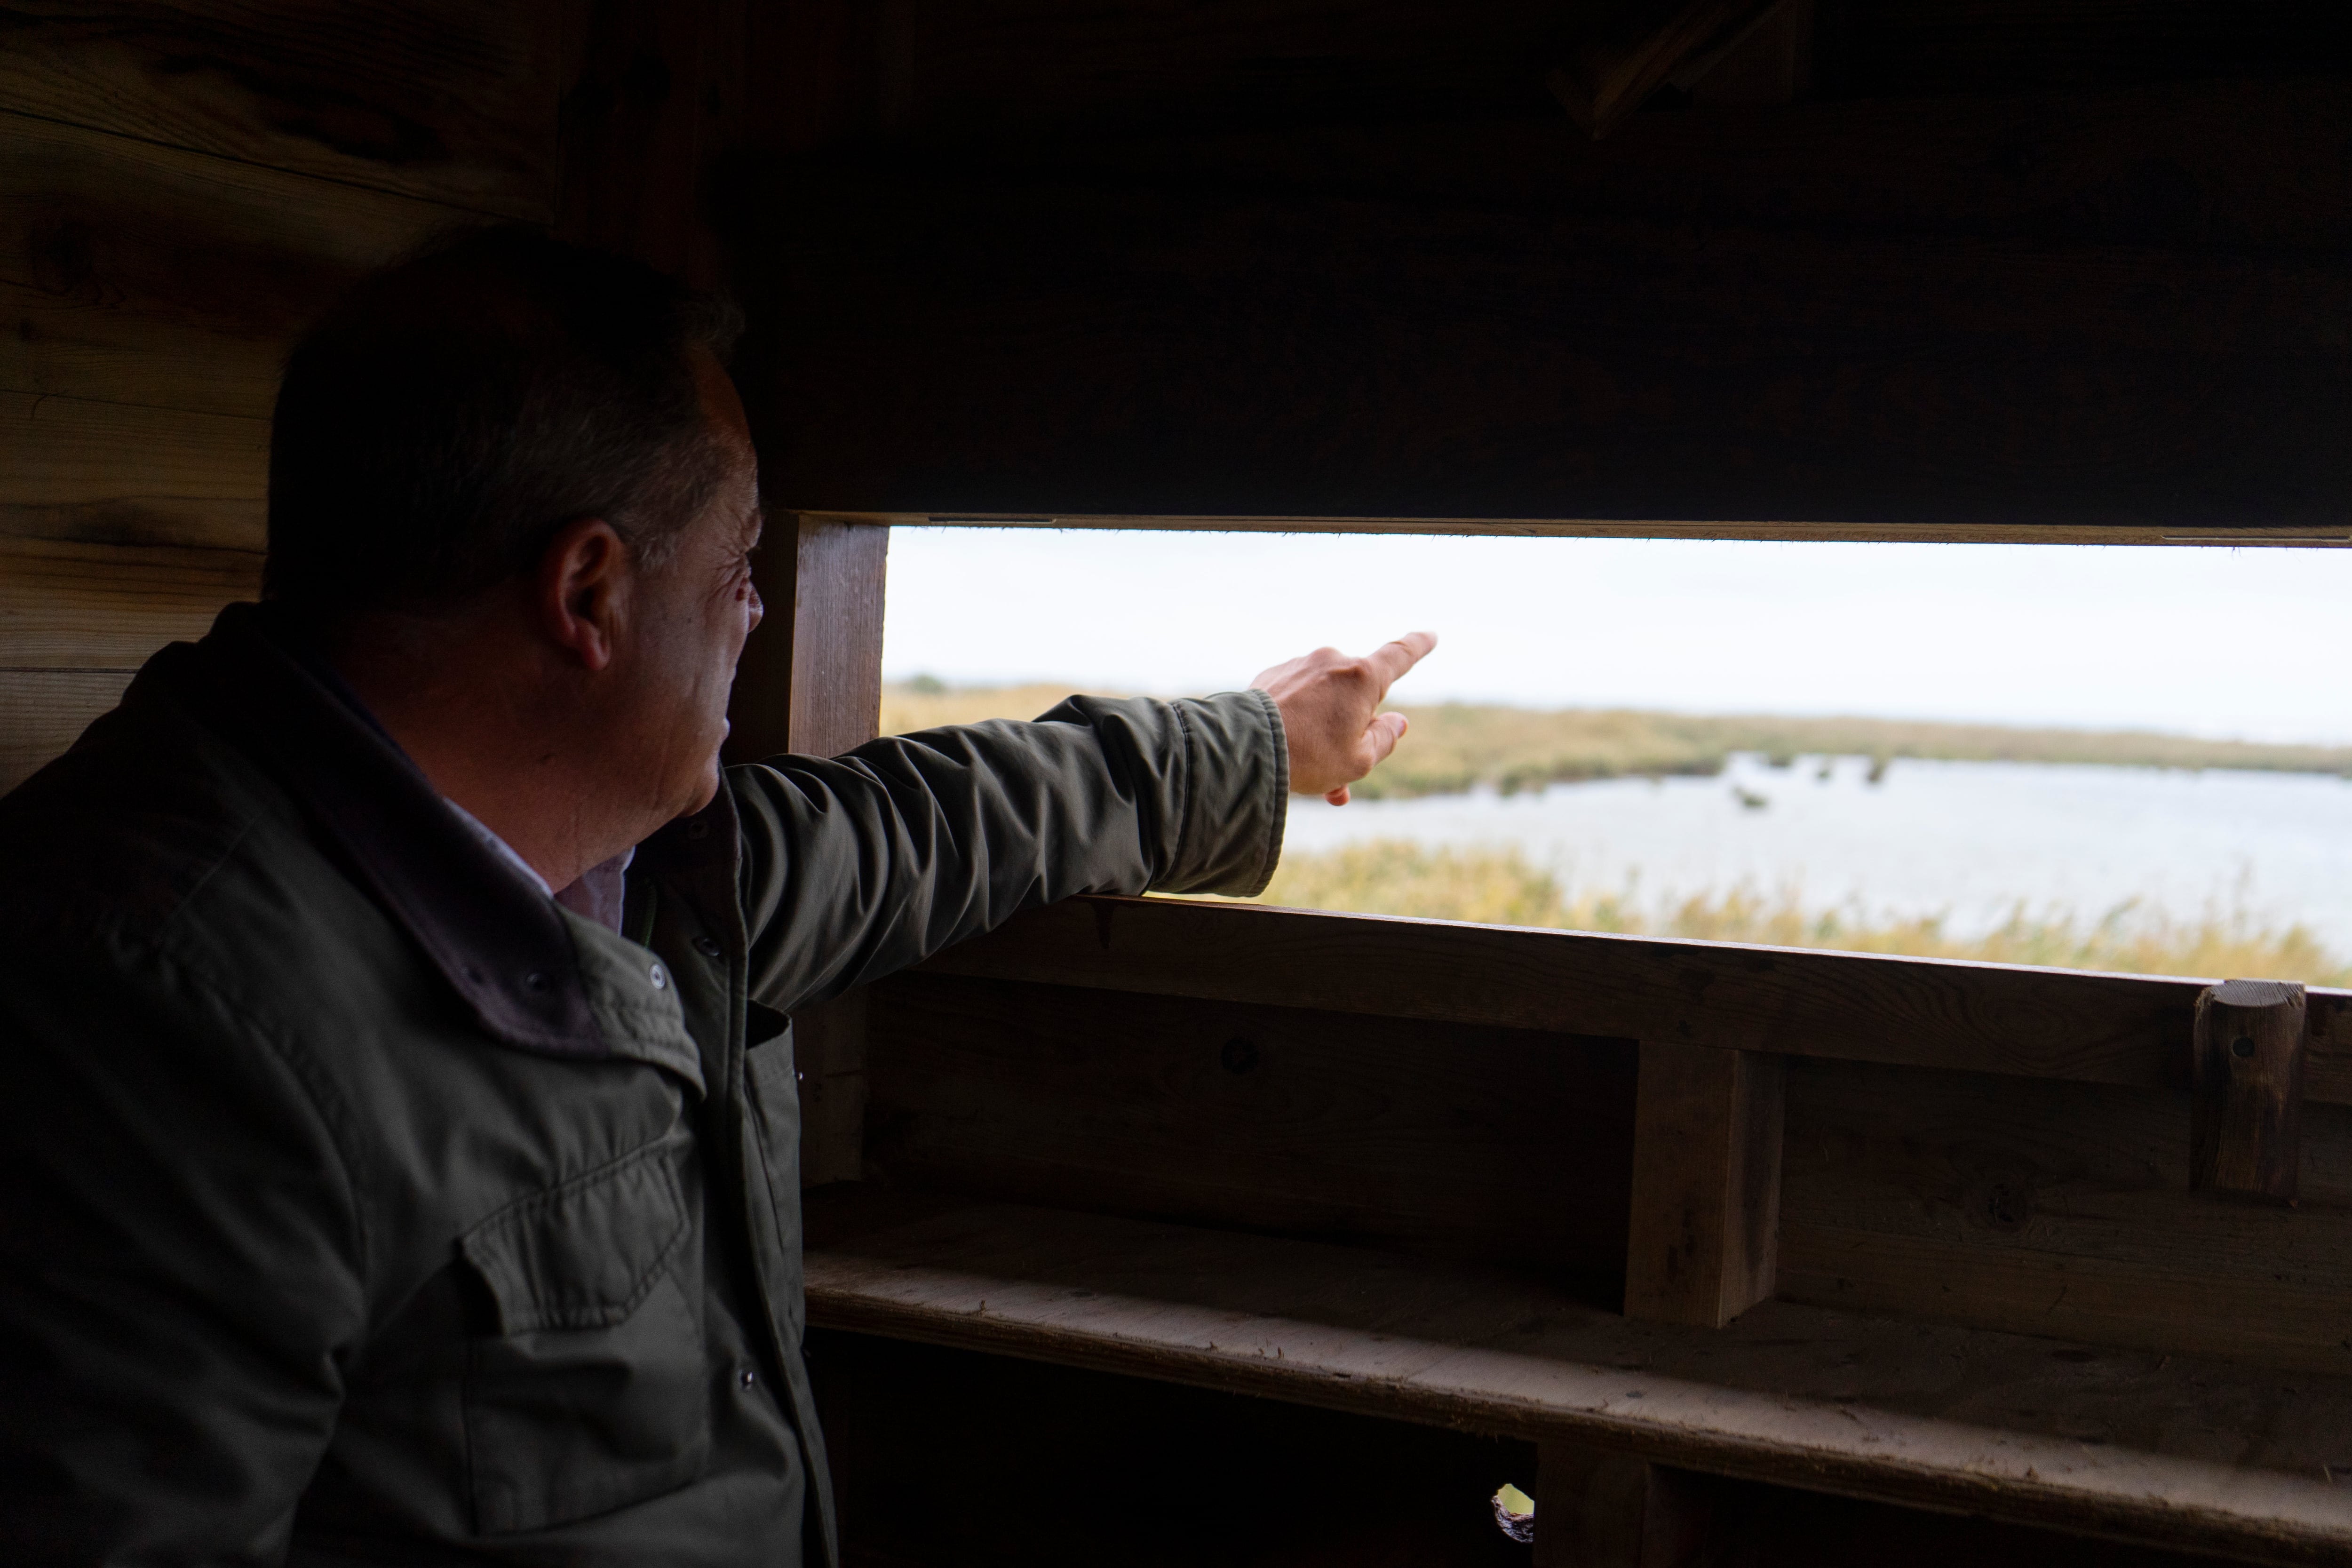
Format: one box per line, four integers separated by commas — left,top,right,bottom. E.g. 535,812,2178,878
2192,978,2307,1202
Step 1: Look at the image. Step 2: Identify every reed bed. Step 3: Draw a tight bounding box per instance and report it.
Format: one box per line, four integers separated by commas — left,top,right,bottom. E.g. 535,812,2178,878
1239,841,2352,986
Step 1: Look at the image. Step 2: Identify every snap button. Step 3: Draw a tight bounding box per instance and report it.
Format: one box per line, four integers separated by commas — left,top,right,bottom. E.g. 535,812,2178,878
522,971,548,993
693,934,723,960
685,819,711,841
738,1367,757,1391
648,963,666,990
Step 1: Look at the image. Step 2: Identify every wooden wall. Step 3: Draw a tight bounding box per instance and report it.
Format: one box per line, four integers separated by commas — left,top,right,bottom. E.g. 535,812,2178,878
0,2,574,790
729,0,2352,533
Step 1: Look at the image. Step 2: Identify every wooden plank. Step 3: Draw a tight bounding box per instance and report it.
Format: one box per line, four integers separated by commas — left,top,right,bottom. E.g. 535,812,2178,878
1624,1043,1783,1328
0,111,491,429
779,508,2352,548
915,897,2352,1104
0,668,132,792
1776,1059,2352,1375
0,534,258,669
0,390,266,553
2195,979,2309,1202
0,1,564,220
803,1194,2352,1563
865,971,1637,1274
734,80,2352,529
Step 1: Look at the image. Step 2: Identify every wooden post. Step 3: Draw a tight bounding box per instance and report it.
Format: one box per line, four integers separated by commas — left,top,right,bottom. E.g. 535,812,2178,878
1534,1442,1728,1568
1623,1040,1784,1327
725,514,890,765
727,511,890,1188
2193,978,2307,1202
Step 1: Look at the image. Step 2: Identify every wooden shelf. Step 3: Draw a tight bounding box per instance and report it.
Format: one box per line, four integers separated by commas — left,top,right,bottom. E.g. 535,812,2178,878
806,1191,2352,1565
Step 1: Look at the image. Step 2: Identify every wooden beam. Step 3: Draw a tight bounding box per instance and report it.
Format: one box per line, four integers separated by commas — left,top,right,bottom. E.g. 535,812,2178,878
726,513,890,1188
1624,1042,1783,1328
913,897,2352,1105
2193,979,2308,1202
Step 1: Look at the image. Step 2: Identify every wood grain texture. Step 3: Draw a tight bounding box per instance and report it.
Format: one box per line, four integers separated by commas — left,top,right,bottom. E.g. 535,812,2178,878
721,513,890,1186
0,534,256,669
1624,1043,1783,1328
732,77,2352,529
0,0,565,219
865,971,1638,1275
0,667,131,791
804,1194,2352,1563
1777,1059,2352,1374
914,896,2352,1103
2194,979,2308,1202
0,388,267,551
726,513,890,764
0,111,489,427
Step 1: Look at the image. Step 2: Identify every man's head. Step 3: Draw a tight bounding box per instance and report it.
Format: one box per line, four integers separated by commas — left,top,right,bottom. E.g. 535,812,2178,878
270,229,767,882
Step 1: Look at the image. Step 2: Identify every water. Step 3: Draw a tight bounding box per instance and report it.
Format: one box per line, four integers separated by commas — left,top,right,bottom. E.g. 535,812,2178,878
1283,755,2352,950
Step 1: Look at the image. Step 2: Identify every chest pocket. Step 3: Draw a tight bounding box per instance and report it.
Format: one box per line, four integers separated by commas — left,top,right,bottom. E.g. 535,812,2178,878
458,1136,709,1534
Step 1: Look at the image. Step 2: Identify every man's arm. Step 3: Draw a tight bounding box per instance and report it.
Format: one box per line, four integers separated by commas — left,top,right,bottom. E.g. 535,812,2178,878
0,942,366,1562
730,634,1435,1015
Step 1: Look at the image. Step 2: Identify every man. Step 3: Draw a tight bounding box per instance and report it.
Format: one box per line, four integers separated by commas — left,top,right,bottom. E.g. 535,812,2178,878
0,228,1432,1562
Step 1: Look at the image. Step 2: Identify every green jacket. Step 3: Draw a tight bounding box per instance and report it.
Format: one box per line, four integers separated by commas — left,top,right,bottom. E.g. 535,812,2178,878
0,603,1287,1564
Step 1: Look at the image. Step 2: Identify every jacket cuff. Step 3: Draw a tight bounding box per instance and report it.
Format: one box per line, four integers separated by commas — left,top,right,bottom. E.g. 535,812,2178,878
1155,688,1288,897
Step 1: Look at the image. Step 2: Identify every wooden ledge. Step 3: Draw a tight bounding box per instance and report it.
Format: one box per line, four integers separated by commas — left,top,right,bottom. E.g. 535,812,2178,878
916,896,2352,1104
806,1192,2352,1565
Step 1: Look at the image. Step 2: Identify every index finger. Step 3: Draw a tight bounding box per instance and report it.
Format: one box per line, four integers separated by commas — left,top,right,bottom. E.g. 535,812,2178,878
1363,630,1438,693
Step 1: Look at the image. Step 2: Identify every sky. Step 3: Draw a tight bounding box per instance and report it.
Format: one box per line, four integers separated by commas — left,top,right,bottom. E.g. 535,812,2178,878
877,528,2352,746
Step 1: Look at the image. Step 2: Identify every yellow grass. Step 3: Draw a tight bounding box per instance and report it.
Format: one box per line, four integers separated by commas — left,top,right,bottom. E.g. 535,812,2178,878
880,680,1105,734
1241,840,2352,985
881,682,2352,800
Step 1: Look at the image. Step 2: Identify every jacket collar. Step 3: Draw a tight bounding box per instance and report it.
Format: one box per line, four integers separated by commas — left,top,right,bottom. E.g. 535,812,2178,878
154,601,613,1058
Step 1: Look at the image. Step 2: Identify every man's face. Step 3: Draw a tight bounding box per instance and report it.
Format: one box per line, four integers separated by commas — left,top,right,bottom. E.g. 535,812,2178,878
606,353,764,823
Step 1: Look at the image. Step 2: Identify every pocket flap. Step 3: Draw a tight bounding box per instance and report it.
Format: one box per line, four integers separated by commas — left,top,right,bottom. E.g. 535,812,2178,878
461,1141,689,1335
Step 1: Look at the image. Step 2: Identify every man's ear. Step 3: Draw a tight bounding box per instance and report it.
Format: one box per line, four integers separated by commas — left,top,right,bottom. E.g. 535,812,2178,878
536,517,633,671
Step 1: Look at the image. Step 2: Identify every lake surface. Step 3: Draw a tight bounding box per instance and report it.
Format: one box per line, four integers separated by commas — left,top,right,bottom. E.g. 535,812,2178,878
1282,755,2352,950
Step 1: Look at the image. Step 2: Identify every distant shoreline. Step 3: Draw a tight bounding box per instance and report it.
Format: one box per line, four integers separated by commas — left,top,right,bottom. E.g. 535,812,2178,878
881,680,2352,800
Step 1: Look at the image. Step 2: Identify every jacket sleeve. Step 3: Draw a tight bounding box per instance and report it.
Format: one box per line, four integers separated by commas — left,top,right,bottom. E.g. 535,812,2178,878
730,690,1287,1014
0,938,366,1564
